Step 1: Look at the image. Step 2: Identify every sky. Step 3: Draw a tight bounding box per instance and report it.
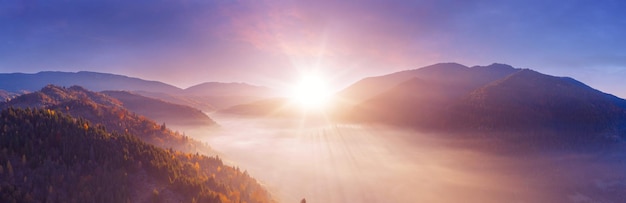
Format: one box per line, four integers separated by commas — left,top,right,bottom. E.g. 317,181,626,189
1,0,626,96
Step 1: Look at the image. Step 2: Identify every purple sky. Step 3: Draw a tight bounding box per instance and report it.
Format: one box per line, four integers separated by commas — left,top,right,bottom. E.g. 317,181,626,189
1,0,626,96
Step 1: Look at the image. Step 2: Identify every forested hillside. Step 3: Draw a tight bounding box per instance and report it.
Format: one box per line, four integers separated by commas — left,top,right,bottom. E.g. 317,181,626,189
1,85,215,155
0,108,273,203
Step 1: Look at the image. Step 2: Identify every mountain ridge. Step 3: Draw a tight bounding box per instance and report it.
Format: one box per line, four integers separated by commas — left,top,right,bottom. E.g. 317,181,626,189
0,85,216,155
452,69,626,133
335,62,519,107
102,90,217,127
338,63,626,146
0,71,278,111
0,71,182,93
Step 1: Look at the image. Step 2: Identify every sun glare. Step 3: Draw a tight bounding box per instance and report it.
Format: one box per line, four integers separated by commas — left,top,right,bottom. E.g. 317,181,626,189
290,73,332,110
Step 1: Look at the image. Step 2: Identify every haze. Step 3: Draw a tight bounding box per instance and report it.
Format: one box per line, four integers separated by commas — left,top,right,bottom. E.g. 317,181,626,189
2,1,626,203
169,113,626,203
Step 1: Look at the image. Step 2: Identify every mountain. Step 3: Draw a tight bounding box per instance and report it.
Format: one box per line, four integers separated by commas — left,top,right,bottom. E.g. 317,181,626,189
351,77,460,127
335,63,517,109
133,90,218,113
0,71,182,94
0,85,215,155
451,69,626,134
0,108,274,203
219,97,296,117
338,63,518,119
182,82,277,110
0,71,279,112
342,63,626,144
185,82,274,97
102,91,217,127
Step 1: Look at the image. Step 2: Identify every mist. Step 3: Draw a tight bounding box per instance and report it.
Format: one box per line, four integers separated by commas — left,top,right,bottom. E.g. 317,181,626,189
176,114,626,203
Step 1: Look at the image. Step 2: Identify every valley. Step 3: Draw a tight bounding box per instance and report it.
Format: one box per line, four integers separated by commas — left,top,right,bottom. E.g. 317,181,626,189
180,113,626,203
3,1,626,202
3,62,626,202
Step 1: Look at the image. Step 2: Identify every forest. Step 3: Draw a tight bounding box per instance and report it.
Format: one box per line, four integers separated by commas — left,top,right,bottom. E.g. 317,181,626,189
1,85,216,156
0,108,274,203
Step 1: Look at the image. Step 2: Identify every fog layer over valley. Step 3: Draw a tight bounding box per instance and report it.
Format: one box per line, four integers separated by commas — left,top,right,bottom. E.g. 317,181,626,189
3,64,626,202
2,67,626,202
3,0,626,201
176,113,626,203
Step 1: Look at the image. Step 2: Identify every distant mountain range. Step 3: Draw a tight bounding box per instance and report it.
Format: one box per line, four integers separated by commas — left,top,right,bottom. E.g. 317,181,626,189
203,63,626,144
185,82,275,97
179,82,277,110
343,63,519,125
0,71,181,93
0,71,276,111
2,63,626,144
336,63,518,107
219,97,296,117
340,63,626,144
102,90,217,127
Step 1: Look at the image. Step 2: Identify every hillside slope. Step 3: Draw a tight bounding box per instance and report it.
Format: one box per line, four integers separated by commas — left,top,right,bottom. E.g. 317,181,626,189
336,63,517,106
102,91,217,127
0,85,214,155
0,108,273,203
346,63,519,124
342,63,626,144
0,71,278,112
450,69,626,135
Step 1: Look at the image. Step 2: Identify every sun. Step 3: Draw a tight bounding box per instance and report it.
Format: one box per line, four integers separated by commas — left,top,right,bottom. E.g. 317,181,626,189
290,73,332,110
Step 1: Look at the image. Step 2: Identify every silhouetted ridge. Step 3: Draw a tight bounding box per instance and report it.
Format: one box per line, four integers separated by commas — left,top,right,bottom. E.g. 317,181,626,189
471,63,516,70
181,82,276,110
339,63,626,145
345,62,520,125
219,97,296,117
335,62,517,109
406,62,469,74
0,71,279,112
184,82,272,96
454,69,626,135
337,63,467,105
102,90,217,127
0,71,182,93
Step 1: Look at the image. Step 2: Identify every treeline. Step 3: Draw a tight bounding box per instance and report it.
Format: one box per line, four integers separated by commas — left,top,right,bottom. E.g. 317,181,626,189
0,108,273,203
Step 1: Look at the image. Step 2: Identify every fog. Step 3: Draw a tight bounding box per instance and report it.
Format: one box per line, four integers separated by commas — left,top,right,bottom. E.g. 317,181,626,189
177,114,626,203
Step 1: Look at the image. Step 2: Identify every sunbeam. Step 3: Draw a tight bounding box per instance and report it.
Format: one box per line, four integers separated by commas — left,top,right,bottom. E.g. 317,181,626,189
178,113,626,203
